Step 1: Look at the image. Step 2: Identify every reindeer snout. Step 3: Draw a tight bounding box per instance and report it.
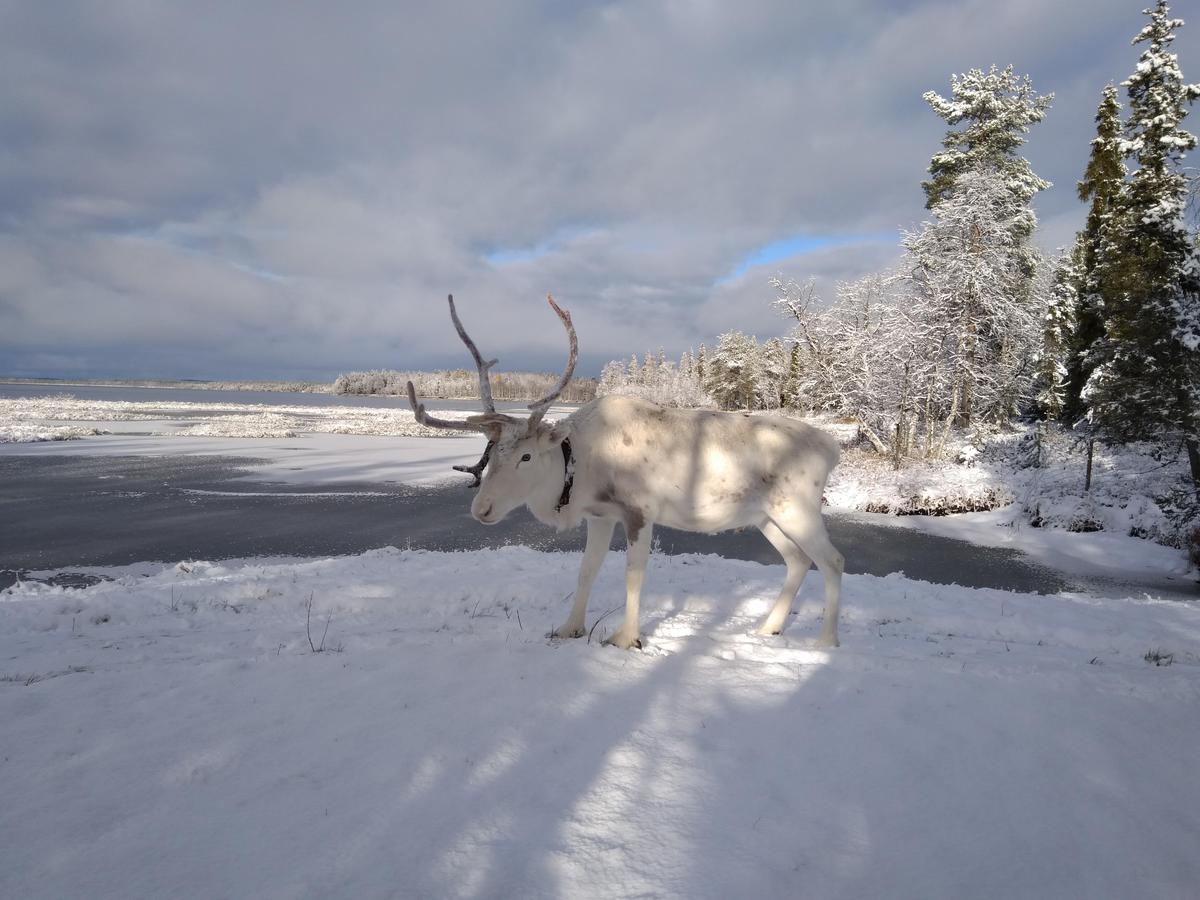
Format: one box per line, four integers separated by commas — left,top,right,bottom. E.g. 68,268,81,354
473,499,497,523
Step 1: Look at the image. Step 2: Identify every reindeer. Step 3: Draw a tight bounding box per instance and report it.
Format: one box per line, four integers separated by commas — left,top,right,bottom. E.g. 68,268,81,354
408,295,845,649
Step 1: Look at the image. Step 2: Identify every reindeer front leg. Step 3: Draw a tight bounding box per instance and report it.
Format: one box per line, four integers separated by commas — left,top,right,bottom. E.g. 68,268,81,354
554,516,616,638
605,519,652,650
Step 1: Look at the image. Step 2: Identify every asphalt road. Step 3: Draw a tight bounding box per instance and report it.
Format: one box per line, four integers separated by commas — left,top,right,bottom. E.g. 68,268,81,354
0,453,1075,595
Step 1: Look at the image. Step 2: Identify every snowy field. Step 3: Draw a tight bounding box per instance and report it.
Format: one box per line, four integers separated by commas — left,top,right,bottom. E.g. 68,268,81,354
3,388,1200,897
3,547,1199,899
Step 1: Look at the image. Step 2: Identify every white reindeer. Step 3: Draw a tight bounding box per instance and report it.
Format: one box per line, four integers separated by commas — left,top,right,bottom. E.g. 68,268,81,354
409,295,844,649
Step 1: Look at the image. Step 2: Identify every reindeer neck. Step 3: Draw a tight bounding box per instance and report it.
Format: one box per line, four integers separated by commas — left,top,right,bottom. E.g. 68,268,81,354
527,439,579,529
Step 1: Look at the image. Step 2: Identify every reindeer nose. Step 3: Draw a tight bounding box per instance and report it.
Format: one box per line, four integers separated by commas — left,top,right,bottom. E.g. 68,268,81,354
477,503,495,522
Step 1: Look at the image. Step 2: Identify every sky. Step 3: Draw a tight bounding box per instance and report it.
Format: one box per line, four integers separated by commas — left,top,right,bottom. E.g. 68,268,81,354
2,1,1199,381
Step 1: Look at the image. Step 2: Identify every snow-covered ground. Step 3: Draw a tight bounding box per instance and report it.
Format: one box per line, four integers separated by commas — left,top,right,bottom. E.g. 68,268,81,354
4,390,1200,897
824,424,1195,549
0,395,489,440
3,548,1198,899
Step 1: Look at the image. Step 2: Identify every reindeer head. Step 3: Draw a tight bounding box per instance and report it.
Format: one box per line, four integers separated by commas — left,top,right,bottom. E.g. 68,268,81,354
407,294,578,525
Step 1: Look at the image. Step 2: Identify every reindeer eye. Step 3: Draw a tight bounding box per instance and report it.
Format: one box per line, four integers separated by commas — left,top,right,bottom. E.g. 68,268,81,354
520,453,532,462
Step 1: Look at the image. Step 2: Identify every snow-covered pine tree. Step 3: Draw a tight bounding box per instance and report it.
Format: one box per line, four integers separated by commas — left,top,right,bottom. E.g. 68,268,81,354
923,66,1053,210
916,67,1053,426
758,338,788,409
696,344,707,381
1086,1,1200,453
597,359,628,397
705,331,759,409
641,352,657,386
782,341,802,410
680,348,694,378
1036,251,1078,421
1064,84,1128,423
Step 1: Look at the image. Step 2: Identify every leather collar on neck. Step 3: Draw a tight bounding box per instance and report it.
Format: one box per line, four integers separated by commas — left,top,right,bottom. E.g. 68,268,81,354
555,438,574,512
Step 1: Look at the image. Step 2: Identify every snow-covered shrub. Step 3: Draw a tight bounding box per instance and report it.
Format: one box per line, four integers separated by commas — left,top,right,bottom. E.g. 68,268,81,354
0,423,103,442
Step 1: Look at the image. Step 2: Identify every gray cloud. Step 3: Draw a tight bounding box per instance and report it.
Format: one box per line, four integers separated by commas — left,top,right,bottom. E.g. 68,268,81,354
2,0,1197,379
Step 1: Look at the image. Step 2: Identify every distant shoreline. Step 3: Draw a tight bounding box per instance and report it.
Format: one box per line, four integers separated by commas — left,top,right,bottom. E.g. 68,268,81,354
0,378,332,394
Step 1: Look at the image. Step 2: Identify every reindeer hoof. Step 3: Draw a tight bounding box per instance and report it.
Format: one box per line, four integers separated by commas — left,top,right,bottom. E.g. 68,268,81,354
814,634,840,649
603,631,642,650
550,625,585,640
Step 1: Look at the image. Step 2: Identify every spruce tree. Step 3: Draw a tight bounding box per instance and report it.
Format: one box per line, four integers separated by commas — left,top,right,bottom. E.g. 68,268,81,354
706,332,759,409
1086,2,1200,453
1036,251,1078,421
642,352,656,385
783,342,802,410
1064,85,1127,423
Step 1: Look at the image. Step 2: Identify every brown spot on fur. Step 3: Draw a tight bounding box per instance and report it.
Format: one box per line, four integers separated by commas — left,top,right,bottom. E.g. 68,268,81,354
622,432,633,446
595,483,617,504
624,507,646,543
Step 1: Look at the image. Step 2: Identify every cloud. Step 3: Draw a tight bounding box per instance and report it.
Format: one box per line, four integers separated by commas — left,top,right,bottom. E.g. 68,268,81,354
1,0,1196,379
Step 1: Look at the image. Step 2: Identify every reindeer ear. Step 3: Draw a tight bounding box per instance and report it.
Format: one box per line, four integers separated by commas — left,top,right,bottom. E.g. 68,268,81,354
537,419,572,448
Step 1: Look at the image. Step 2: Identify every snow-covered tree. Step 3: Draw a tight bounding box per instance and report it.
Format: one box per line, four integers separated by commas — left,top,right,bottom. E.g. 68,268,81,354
914,67,1053,427
923,66,1052,319
904,167,1046,427
680,348,695,378
705,331,760,409
782,342,802,410
641,352,657,386
1064,84,1127,422
596,350,713,407
597,359,628,398
757,338,788,409
774,273,928,455
1086,1,1200,449
1036,251,1077,421
923,65,1053,211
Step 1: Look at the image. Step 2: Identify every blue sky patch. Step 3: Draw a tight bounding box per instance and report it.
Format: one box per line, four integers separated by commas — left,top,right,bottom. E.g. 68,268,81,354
721,231,897,283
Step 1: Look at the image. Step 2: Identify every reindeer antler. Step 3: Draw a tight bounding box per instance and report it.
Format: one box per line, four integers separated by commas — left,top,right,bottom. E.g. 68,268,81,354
526,294,578,432
448,294,498,414
406,294,498,434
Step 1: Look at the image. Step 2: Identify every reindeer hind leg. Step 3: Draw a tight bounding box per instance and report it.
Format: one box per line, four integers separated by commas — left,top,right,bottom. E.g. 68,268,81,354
756,520,813,636
767,506,844,647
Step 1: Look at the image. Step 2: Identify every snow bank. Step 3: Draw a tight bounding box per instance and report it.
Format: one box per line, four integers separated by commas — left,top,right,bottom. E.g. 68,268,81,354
0,423,104,443
2,548,1198,899
0,395,486,438
826,423,1196,550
